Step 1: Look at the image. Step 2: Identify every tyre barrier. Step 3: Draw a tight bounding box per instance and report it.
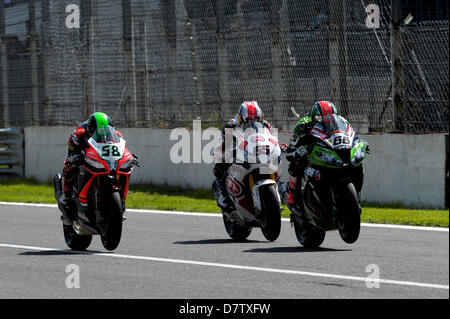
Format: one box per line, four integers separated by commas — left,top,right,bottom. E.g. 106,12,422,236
0,127,24,176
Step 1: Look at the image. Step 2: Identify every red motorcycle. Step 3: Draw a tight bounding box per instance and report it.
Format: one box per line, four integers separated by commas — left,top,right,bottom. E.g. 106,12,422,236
54,126,138,251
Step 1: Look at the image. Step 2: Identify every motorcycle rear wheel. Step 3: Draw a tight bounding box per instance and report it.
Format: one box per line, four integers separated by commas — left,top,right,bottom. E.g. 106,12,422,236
223,214,252,240
63,224,92,250
100,192,123,251
259,185,282,241
336,183,361,244
293,218,325,248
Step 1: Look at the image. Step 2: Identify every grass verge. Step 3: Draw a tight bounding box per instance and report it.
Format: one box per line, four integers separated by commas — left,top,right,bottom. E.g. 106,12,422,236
0,178,448,227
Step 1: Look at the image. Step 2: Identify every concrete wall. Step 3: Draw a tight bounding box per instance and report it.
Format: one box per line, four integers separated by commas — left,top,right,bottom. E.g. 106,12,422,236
358,134,447,209
25,127,448,209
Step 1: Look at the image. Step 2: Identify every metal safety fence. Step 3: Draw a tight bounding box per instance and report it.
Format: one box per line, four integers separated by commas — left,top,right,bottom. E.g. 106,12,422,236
0,0,448,132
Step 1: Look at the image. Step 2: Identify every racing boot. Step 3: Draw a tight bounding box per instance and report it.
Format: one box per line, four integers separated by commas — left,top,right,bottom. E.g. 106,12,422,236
58,191,72,207
212,179,233,213
285,176,298,208
60,174,73,205
58,192,74,225
57,175,74,225
285,176,308,222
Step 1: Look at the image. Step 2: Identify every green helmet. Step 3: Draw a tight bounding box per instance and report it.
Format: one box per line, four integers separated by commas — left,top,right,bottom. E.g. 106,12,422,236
87,112,113,135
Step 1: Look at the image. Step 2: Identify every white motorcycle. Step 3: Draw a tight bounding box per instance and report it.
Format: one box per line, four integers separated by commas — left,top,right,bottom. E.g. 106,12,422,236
213,122,283,241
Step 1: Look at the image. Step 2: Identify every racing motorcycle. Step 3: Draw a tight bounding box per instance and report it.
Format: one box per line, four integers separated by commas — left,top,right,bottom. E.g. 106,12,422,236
53,125,138,251
279,114,369,248
213,122,283,241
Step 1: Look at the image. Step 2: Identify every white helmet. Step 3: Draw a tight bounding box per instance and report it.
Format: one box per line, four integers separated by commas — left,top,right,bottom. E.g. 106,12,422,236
238,101,263,125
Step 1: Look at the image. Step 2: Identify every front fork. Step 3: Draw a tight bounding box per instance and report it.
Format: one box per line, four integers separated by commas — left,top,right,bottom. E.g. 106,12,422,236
249,173,281,215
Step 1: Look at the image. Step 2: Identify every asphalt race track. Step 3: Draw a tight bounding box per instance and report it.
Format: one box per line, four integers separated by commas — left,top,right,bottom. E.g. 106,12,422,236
0,202,448,299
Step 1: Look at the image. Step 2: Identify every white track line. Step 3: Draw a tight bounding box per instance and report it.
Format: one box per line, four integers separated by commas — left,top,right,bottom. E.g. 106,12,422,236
0,243,448,291
0,201,448,232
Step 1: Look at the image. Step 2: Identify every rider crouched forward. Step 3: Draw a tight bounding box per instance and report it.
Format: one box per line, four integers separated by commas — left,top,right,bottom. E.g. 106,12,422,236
283,101,366,217
212,101,287,213
58,112,123,217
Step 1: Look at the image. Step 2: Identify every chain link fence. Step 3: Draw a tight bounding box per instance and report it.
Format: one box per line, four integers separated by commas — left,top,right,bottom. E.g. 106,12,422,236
0,0,448,132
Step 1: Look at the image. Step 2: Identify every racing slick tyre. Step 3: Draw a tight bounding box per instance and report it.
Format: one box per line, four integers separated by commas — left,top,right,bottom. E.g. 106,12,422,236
336,183,361,244
259,185,282,241
63,224,93,251
293,218,326,248
223,214,252,240
100,191,123,251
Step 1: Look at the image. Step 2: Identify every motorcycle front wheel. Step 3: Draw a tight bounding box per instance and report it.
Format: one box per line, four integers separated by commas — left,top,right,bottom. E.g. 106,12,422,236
336,183,361,244
259,184,282,241
99,191,123,251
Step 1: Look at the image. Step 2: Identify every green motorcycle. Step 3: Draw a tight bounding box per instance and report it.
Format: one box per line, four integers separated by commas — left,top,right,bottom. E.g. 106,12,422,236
280,114,369,248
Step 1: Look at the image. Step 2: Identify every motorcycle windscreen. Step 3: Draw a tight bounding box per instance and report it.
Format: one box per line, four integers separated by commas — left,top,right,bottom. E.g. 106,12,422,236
241,121,265,132
92,125,120,144
315,114,349,137
241,122,280,172
215,122,269,163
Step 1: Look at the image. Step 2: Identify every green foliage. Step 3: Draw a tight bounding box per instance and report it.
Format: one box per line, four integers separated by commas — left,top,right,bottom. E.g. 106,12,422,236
361,207,448,227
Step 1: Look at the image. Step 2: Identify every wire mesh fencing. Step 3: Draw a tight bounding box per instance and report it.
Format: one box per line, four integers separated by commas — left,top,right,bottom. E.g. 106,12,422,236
0,0,448,133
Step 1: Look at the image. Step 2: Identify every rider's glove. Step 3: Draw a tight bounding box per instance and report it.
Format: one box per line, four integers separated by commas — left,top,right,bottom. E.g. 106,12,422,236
262,120,272,129
132,154,140,167
279,142,288,153
225,119,237,128
286,145,298,162
66,153,83,167
364,142,370,154
286,145,308,162
294,146,308,159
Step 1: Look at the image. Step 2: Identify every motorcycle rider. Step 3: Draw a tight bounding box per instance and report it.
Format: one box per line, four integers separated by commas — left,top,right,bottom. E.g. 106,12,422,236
58,112,122,213
284,101,364,216
212,101,286,212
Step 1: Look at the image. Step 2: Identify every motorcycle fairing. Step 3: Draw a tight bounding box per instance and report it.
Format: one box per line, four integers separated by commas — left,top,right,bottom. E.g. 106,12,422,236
309,114,355,151
77,136,131,205
252,179,278,213
226,165,256,220
214,123,281,171
301,167,338,231
89,137,126,171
